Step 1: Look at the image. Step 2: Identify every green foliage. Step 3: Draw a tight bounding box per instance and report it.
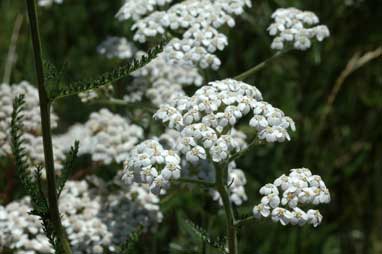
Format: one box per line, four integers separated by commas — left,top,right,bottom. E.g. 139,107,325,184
10,95,59,249
56,140,79,197
119,226,144,254
46,43,165,101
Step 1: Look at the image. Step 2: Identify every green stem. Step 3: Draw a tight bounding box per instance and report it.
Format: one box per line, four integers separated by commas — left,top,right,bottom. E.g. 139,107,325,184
234,216,257,227
215,164,238,254
175,177,215,187
228,138,263,163
25,0,72,252
234,50,290,81
94,98,156,112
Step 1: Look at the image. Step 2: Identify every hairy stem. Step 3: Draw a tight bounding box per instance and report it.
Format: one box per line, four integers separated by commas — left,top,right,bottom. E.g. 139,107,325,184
234,50,290,81
215,164,238,254
25,0,72,252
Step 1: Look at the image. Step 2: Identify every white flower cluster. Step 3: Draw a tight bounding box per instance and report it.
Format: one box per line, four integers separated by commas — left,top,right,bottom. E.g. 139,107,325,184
252,168,330,227
268,8,330,50
38,0,63,7
0,197,54,254
97,36,136,59
117,0,251,70
0,82,65,172
81,109,144,164
0,179,162,253
211,162,248,206
78,84,114,103
122,139,182,195
154,79,295,164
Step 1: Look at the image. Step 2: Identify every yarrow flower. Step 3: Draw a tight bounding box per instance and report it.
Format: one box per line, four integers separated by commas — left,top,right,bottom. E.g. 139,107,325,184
268,8,330,50
38,0,63,7
252,168,330,227
0,82,66,172
97,36,136,59
117,0,252,70
154,79,296,164
122,139,182,195
0,178,162,253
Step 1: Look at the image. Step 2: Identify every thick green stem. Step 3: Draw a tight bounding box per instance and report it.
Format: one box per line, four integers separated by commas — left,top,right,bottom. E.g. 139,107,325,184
215,164,238,254
25,0,72,252
234,50,289,81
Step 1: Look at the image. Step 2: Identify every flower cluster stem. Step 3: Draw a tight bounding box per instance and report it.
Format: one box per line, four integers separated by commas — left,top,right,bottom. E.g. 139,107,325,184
234,50,289,81
25,0,72,252
215,164,238,254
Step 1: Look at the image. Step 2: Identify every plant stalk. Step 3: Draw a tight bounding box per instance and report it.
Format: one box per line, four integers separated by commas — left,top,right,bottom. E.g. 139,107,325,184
25,0,72,252
234,50,289,81
215,164,238,254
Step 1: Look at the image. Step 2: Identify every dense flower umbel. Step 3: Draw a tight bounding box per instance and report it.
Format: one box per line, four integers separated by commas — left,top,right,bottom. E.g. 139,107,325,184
122,139,182,195
38,0,63,7
268,8,330,50
252,168,330,227
0,179,161,253
154,79,295,164
117,0,251,70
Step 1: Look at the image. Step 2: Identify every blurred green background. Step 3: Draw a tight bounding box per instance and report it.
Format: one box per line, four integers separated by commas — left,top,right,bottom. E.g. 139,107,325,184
1,0,381,253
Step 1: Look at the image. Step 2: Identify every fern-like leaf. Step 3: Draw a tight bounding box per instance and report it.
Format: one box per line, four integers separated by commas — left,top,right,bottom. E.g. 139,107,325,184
56,140,79,197
48,43,165,100
10,95,48,214
185,220,228,254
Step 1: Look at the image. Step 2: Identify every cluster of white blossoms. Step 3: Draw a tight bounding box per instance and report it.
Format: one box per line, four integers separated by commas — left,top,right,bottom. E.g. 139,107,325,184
268,8,330,50
52,109,144,166
0,179,162,253
97,36,136,59
117,0,251,70
211,162,248,206
154,79,296,164
38,0,63,7
0,197,53,254
122,139,182,195
252,168,330,227
0,82,66,171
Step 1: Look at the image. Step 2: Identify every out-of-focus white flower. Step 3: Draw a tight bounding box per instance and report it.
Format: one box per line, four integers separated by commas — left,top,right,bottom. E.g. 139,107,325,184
38,0,63,7
0,82,64,173
0,178,162,253
97,37,136,59
252,168,330,227
268,8,330,50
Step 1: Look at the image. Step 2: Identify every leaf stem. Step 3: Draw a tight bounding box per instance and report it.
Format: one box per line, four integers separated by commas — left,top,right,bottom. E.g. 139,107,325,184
25,0,72,252
215,164,238,254
234,50,290,81
175,178,215,187
234,216,257,227
228,138,263,163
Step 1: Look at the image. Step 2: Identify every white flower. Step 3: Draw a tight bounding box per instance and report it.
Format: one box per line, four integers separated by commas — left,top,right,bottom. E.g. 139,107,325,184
186,146,207,163
268,8,330,50
307,209,323,227
252,168,330,227
253,204,271,218
271,207,293,226
97,37,135,59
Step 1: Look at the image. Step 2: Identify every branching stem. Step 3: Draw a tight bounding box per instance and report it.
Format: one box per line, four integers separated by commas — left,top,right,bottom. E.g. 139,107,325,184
25,0,72,252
